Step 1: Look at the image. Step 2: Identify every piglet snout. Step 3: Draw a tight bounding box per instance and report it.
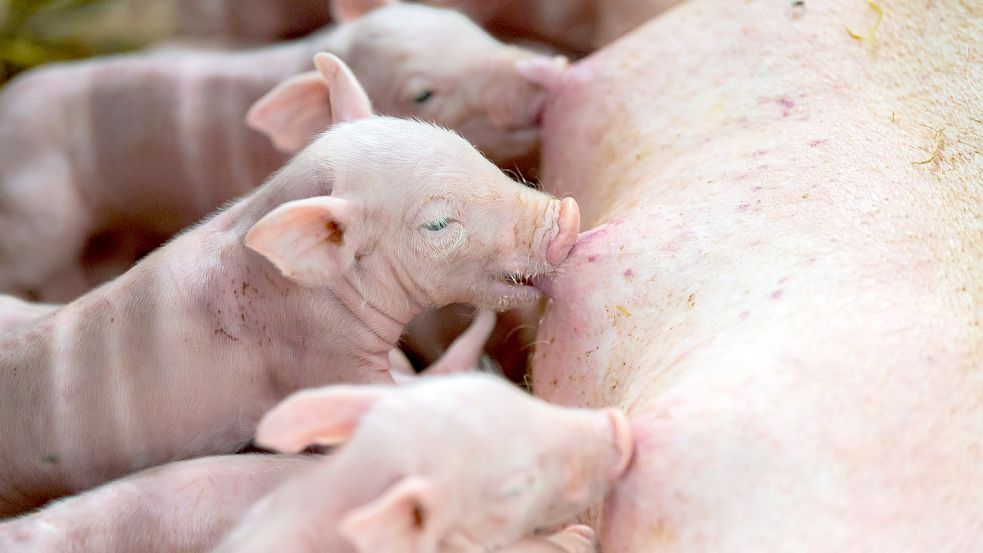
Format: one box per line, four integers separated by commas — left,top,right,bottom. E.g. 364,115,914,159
547,197,581,266
605,408,635,479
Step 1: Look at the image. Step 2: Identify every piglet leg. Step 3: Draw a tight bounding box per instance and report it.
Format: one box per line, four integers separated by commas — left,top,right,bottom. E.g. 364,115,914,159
501,525,598,553
389,310,497,383
418,309,496,376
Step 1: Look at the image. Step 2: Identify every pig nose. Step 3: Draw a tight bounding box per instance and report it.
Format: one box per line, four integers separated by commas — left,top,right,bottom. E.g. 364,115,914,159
547,197,580,266
605,409,635,479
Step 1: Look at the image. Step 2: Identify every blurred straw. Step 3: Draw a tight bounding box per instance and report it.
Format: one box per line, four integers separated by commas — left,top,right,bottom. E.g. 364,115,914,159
1,0,176,85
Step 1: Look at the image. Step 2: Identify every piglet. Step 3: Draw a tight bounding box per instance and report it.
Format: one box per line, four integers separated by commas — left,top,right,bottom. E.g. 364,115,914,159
0,0,568,301
0,455,315,553
0,54,580,517
214,373,634,553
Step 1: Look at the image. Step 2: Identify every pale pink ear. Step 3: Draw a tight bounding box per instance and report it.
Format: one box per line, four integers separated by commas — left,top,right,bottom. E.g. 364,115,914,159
330,0,397,22
246,71,333,153
255,386,389,453
312,53,373,122
245,196,357,287
339,477,443,553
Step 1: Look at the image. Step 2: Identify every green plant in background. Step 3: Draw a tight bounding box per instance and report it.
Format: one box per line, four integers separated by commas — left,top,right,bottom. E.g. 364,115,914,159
0,0,173,85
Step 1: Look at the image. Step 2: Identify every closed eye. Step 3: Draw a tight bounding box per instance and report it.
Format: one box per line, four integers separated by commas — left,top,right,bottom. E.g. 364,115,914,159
414,89,434,104
422,216,451,231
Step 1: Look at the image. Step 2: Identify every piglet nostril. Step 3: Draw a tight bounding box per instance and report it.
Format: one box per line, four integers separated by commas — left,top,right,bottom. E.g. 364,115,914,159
606,409,635,479
546,197,581,266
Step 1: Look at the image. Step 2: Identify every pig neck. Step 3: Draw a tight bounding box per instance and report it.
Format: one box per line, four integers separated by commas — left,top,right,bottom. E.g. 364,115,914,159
206,167,425,388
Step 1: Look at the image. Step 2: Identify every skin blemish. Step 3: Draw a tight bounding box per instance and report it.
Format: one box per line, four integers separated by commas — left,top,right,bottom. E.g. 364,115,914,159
623,269,634,280
737,202,751,212
777,97,795,117
325,221,344,244
587,255,598,262
739,310,750,320
808,139,828,147
42,454,58,465
771,289,784,300
687,293,696,307
751,149,769,158
412,503,425,529
615,305,632,317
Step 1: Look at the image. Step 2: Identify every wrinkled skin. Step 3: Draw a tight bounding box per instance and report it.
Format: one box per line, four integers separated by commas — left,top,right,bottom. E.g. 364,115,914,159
213,374,633,553
0,0,565,302
0,455,314,553
530,1,983,551
0,56,579,517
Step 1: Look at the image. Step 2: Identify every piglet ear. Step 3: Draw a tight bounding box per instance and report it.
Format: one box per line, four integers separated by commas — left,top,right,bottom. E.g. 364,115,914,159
339,477,443,553
247,71,333,153
330,0,396,22
245,196,357,288
256,385,389,453
246,53,373,153
312,52,373,122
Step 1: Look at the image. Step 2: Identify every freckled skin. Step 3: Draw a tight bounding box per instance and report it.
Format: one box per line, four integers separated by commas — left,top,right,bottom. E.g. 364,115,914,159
533,1,983,551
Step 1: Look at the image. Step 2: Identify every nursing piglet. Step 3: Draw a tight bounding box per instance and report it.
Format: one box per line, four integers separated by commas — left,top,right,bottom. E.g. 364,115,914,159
214,373,634,553
0,54,580,517
0,0,567,301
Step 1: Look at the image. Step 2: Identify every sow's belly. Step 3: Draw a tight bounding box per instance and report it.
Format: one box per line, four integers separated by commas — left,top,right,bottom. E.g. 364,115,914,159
531,1,983,551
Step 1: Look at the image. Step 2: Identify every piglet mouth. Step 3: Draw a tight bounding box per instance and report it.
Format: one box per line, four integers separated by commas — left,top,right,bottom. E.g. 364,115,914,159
500,271,536,287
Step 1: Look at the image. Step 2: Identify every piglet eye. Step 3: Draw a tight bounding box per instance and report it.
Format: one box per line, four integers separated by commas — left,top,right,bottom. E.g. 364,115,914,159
422,216,451,232
414,89,434,104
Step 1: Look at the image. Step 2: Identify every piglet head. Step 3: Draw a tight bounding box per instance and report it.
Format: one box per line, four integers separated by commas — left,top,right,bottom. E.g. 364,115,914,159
451,381,634,546
246,54,579,312
323,0,568,165
255,374,633,552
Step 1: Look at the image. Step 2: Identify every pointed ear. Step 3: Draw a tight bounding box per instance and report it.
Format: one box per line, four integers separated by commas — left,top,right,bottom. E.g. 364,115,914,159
247,71,333,153
330,0,397,22
245,196,357,287
339,477,443,553
256,385,389,453
246,53,373,153
312,52,373,123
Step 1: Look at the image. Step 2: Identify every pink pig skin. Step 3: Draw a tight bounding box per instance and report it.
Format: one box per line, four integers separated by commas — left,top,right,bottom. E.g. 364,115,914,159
0,0,567,302
0,295,57,337
0,54,579,517
529,1,983,551
212,373,633,553
0,455,315,553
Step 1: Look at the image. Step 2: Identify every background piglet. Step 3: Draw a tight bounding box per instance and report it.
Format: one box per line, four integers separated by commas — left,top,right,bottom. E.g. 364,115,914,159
171,0,685,56
213,373,634,553
0,0,566,302
0,54,579,517
0,455,314,553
